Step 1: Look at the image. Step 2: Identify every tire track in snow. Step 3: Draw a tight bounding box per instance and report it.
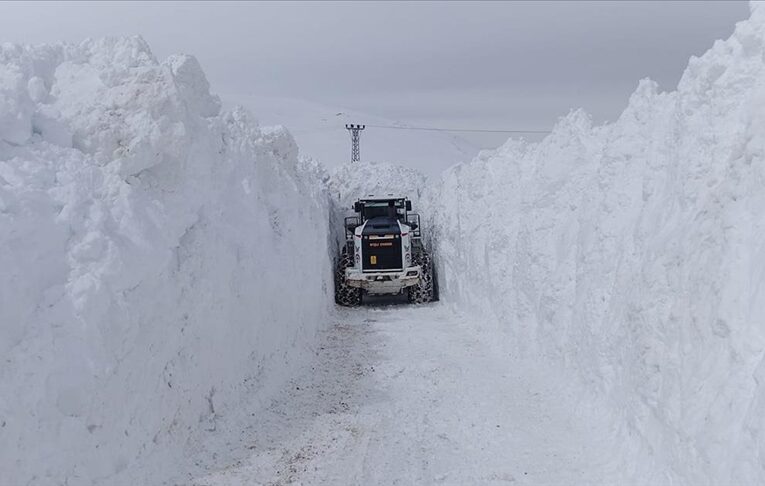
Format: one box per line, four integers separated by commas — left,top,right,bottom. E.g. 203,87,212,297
194,303,622,485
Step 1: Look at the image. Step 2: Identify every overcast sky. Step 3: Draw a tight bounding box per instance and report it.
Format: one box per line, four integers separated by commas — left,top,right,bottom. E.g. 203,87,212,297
0,1,751,147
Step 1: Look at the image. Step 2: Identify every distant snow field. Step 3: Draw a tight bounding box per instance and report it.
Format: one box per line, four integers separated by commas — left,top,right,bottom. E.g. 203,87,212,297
3,2,765,486
223,94,477,177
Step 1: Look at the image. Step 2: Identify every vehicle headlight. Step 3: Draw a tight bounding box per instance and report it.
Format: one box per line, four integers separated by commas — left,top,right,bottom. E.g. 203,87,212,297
405,253,411,265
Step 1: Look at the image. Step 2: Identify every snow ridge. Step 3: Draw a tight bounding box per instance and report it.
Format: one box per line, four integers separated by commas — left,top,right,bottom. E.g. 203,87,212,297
429,4,765,484
0,37,332,485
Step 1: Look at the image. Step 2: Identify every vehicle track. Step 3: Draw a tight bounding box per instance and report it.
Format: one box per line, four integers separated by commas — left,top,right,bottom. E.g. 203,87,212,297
194,303,621,485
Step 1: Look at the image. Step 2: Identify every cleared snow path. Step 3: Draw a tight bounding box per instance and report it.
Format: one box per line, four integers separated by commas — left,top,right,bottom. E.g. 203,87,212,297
193,303,621,485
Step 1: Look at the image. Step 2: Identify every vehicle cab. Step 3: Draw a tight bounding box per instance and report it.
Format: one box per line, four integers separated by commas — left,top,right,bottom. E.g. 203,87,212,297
343,196,422,294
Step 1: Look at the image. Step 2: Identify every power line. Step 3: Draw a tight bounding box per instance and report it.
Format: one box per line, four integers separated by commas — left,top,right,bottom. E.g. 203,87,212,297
364,124,551,134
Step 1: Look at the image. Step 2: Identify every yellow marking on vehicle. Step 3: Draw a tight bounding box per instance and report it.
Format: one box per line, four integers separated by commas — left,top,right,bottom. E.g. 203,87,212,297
371,255,377,265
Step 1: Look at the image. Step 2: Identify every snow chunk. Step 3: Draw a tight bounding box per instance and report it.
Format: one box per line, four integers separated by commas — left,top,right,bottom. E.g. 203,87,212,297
0,62,34,144
165,54,221,118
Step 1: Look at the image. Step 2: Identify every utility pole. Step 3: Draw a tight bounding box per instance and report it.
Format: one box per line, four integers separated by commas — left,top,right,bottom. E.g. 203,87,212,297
345,124,365,162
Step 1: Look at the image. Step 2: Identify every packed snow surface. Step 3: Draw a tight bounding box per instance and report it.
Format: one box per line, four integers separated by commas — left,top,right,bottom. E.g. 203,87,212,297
0,37,332,485
429,3,765,483
194,304,622,486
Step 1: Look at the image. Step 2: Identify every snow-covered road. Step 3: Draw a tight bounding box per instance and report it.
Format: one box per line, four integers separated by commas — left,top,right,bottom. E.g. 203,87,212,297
194,303,622,485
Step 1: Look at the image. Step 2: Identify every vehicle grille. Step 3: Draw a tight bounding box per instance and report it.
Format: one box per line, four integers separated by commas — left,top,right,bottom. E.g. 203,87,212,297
362,235,402,271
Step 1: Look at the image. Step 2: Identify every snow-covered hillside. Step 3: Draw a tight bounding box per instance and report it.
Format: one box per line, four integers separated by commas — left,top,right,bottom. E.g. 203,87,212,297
0,37,332,485
429,3,765,483
223,94,477,177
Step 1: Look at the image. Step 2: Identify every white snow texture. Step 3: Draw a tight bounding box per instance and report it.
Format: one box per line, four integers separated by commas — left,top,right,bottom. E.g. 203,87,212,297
5,2,765,485
429,3,765,484
0,37,332,485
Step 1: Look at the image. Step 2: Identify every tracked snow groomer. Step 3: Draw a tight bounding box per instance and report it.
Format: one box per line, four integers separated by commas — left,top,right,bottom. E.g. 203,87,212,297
335,196,434,306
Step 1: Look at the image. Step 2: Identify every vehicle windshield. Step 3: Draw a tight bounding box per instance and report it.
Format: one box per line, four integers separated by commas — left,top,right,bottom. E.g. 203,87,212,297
363,200,405,220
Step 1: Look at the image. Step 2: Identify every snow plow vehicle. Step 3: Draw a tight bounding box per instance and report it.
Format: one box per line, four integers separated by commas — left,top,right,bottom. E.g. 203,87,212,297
335,196,435,306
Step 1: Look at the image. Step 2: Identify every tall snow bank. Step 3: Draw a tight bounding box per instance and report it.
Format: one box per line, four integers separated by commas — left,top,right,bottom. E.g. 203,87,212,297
0,37,333,485
430,4,765,484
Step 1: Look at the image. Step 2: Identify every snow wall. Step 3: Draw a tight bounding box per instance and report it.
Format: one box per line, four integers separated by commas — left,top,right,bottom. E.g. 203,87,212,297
0,38,333,485
429,4,765,484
